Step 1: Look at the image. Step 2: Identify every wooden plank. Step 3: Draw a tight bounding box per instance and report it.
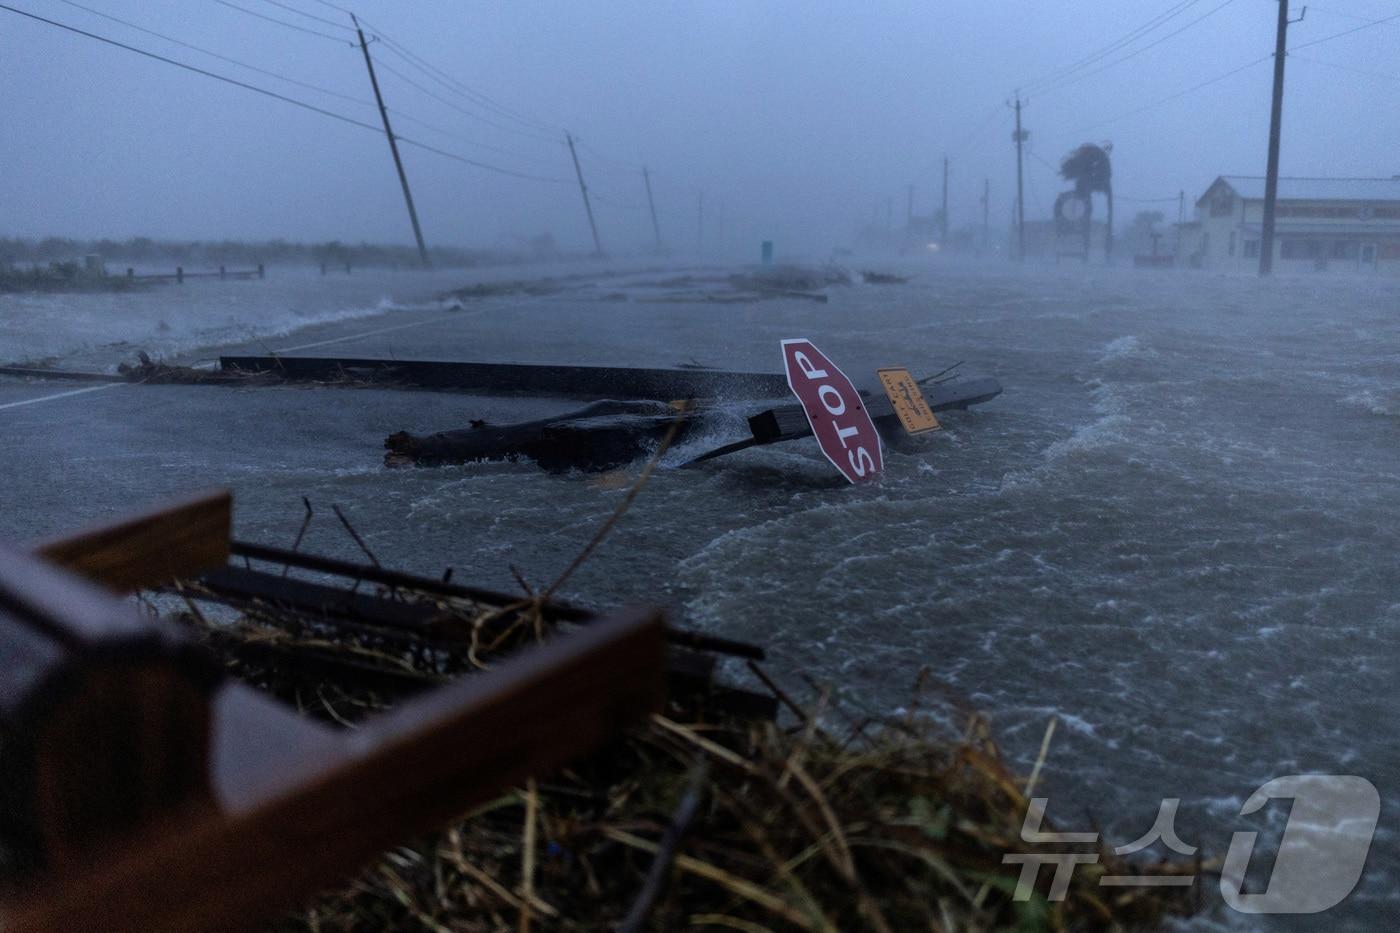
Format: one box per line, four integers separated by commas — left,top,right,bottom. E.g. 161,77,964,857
33,489,232,593
219,355,792,399
224,541,765,660
197,565,450,632
0,367,113,383
6,609,666,933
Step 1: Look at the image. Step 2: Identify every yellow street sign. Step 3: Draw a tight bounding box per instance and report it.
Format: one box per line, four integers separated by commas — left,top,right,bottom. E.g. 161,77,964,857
877,367,941,435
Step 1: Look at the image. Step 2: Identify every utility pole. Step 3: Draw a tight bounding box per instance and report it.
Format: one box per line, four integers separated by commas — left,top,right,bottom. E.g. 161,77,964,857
982,178,990,252
941,156,949,244
642,167,662,251
352,14,429,268
565,132,603,256
1011,94,1027,262
1176,189,1185,263
1260,0,1303,275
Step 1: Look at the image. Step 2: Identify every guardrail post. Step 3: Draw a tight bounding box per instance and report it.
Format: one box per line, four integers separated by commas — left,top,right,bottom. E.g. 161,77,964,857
176,266,183,285
219,266,226,281
257,264,265,279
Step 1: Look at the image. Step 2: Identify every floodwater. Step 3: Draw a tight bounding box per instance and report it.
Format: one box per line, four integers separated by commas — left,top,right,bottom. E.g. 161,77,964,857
5,259,1400,930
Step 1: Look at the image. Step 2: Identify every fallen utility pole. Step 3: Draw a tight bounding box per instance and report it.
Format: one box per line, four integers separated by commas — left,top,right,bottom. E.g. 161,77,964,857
565,132,604,256
352,15,430,269
642,167,662,250
1259,0,1302,276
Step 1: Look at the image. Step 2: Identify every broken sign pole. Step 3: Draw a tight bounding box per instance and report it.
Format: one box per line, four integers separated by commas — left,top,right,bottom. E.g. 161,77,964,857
566,132,604,256
353,15,431,269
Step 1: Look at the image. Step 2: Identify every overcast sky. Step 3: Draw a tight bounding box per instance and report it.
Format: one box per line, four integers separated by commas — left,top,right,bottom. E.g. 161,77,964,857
2,0,1396,253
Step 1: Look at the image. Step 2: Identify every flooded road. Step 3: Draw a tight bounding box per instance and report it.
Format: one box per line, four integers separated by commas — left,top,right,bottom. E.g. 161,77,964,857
4,259,1400,929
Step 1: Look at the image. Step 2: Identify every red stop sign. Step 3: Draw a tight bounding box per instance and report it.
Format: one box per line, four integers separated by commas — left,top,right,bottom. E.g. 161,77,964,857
781,338,883,483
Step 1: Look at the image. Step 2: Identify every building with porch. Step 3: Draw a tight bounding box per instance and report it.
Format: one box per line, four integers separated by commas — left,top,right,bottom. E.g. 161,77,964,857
1185,176,1400,274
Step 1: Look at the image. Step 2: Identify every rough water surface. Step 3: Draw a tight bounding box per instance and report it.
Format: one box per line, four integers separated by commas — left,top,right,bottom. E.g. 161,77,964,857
4,260,1399,930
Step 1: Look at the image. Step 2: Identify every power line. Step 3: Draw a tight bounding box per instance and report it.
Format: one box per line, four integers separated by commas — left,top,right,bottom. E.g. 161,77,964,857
303,0,353,13
1072,53,1271,133
211,0,354,44
1034,0,1239,98
53,0,371,107
1043,9,1400,139
394,137,570,184
385,108,566,166
1289,10,1400,51
360,20,561,134
575,138,642,175
0,4,572,184
1291,53,1400,83
253,0,356,31
370,54,562,143
1308,5,1400,29
1021,0,1204,93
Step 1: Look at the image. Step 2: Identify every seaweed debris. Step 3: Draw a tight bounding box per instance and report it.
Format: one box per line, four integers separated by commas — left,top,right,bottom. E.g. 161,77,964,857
178,599,1205,932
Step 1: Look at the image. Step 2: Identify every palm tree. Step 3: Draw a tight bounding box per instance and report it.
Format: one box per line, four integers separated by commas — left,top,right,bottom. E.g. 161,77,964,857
1059,143,1114,262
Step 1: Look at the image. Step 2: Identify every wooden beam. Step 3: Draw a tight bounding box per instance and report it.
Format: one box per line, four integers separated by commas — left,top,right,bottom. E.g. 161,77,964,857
6,609,665,933
219,355,792,399
32,489,231,593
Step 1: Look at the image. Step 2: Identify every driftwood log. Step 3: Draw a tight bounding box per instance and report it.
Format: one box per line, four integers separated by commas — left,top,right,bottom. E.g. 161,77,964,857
386,376,1004,471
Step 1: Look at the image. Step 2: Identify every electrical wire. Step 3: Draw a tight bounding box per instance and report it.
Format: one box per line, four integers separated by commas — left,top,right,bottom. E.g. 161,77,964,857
211,0,354,44
576,138,642,175
371,54,563,143
385,108,567,166
253,0,356,31
1289,10,1400,52
0,4,573,184
358,18,562,133
53,0,372,106
368,36,560,139
1033,0,1239,98
1290,53,1400,83
1020,0,1204,94
1072,52,1271,133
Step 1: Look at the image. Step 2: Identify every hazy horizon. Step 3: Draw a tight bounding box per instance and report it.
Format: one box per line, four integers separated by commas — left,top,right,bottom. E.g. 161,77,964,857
3,0,1397,253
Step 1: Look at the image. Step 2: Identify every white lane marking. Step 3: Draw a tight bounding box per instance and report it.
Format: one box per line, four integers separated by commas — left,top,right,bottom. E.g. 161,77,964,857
273,296,544,354
0,383,123,411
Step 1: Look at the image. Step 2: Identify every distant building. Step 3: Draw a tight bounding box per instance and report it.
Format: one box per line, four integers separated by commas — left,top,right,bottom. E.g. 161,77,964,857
1184,176,1400,274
